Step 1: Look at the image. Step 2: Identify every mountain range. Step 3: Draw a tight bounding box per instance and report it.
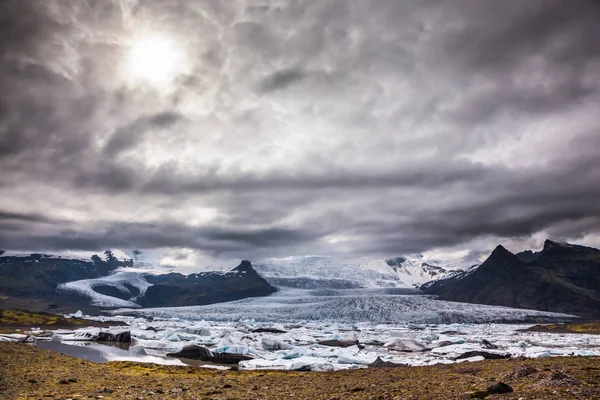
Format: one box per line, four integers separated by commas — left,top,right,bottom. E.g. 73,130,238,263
254,254,475,289
2,240,599,319
422,240,600,318
0,251,275,312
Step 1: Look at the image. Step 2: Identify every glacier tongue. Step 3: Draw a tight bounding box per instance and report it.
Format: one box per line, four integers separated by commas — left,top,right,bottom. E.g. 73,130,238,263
116,288,574,324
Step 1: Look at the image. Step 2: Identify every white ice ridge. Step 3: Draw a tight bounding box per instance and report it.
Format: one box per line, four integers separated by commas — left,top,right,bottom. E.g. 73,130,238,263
58,269,153,308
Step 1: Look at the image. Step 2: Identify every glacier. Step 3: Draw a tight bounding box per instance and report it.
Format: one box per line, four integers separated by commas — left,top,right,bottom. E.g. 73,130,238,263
253,255,477,289
115,288,575,324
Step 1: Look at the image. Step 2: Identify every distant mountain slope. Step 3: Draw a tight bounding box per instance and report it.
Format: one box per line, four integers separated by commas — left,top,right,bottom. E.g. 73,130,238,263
0,250,131,299
254,255,476,289
422,240,600,318
138,260,276,307
0,251,276,311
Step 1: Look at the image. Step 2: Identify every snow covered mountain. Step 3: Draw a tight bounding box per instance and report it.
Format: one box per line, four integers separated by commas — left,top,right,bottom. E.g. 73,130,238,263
0,249,276,310
254,255,478,289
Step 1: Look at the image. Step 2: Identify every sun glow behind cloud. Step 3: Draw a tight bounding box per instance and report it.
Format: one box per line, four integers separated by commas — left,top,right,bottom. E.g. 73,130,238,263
125,33,186,87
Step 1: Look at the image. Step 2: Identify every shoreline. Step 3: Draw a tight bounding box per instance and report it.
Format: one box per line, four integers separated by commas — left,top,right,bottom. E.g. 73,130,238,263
2,342,600,399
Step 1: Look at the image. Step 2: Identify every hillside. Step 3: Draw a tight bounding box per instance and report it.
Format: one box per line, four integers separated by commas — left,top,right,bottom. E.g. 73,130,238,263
422,240,600,318
0,251,276,311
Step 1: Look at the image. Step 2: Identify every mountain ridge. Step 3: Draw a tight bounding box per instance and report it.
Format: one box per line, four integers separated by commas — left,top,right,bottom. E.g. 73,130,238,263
0,251,276,312
422,240,600,318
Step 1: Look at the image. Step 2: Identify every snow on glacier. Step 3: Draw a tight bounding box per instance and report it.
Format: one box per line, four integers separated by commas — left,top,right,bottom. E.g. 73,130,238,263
117,288,575,324
253,255,476,289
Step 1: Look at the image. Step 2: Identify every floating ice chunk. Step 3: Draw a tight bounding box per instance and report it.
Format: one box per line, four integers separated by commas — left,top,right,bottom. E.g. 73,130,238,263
212,345,259,356
518,341,531,348
262,337,293,351
384,338,428,352
130,338,183,351
456,356,485,363
536,352,552,358
290,357,336,371
164,333,181,342
337,353,378,365
182,326,211,336
182,321,211,336
421,334,440,342
281,347,316,359
239,359,292,370
576,349,597,356
0,334,29,342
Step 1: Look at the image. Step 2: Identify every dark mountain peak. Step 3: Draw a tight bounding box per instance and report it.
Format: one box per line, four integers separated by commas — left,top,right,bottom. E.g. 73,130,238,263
543,239,563,251
540,239,600,257
233,260,255,273
476,245,523,274
489,245,513,258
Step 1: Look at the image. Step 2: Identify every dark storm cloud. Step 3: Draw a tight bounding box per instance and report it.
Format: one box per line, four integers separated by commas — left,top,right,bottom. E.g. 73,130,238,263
0,210,57,224
103,111,186,155
0,219,320,260
258,67,305,92
1,0,599,263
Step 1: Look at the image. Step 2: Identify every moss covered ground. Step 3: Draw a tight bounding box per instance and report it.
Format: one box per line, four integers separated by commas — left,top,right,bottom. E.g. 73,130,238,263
0,309,122,333
524,321,600,334
1,342,599,399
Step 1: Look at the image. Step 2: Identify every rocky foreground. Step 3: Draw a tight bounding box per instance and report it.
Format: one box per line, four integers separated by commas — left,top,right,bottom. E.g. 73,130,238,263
1,343,600,399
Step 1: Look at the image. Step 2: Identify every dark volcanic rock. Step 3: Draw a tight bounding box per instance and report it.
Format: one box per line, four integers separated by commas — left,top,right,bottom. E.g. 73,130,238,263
486,382,513,394
481,339,498,350
422,240,600,318
167,345,253,364
73,331,131,343
369,357,407,368
317,339,361,348
251,328,286,334
140,261,276,308
454,351,511,360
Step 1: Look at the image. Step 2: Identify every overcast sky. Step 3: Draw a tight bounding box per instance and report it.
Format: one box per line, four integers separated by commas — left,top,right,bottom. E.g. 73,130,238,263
1,0,599,269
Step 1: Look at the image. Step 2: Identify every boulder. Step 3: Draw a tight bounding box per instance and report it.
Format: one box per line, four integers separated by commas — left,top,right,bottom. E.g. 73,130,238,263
454,351,510,360
369,357,408,368
252,327,286,334
486,382,513,394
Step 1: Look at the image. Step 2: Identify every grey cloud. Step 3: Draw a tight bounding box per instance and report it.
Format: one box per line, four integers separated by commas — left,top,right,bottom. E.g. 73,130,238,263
259,68,305,92
1,0,599,263
103,111,185,155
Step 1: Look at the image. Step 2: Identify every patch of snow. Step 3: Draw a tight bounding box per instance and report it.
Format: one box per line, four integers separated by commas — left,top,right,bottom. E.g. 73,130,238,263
58,270,154,308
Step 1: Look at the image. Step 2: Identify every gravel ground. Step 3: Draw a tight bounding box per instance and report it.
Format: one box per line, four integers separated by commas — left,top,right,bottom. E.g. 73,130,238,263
1,342,600,400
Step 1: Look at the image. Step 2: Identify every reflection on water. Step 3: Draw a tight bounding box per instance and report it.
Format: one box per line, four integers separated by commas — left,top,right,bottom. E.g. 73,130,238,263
35,340,229,368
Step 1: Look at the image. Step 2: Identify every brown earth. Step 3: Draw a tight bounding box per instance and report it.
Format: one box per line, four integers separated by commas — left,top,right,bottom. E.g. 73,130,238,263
1,342,600,400
522,322,600,335
0,309,124,334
